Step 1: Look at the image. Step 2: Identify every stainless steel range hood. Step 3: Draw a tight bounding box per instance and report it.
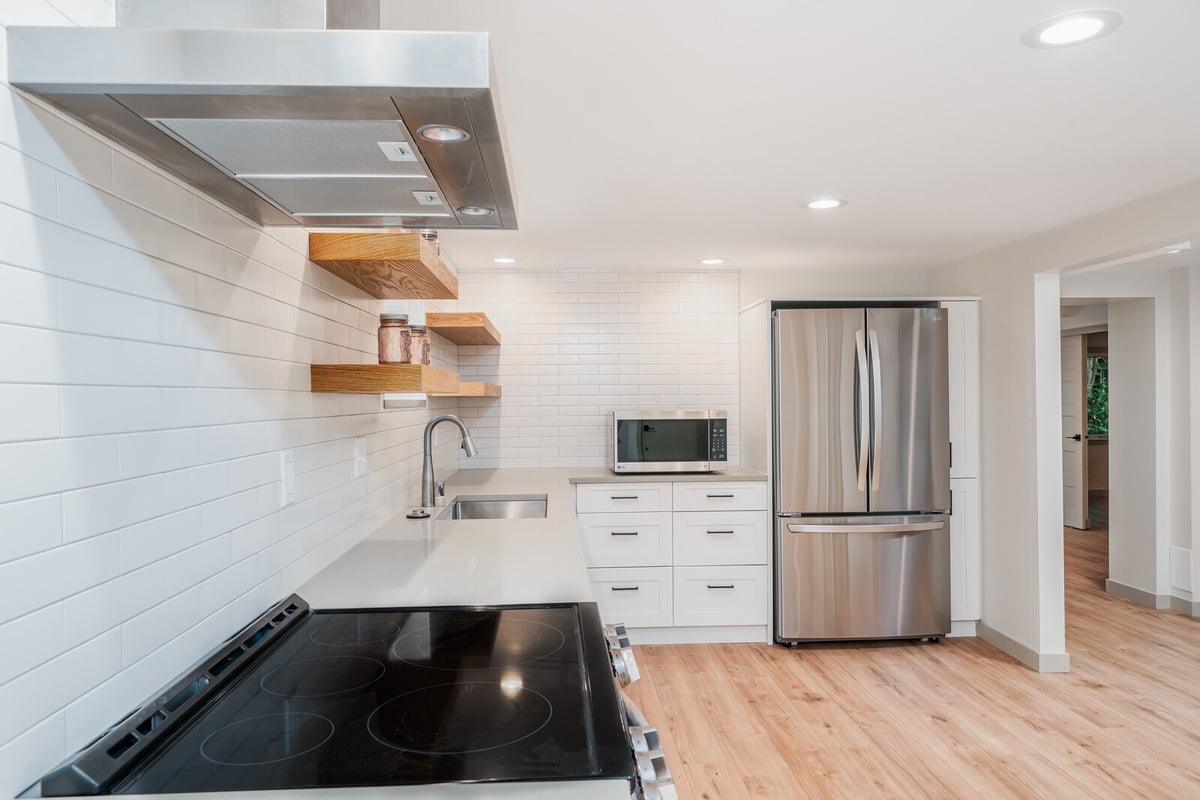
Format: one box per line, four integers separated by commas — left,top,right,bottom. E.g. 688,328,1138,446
5,0,517,229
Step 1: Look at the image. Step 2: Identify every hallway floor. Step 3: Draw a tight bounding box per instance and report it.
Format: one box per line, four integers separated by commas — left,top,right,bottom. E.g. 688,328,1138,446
625,519,1200,798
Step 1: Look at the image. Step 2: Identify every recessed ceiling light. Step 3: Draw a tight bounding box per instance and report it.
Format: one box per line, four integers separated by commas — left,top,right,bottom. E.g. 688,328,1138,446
1022,10,1123,48
493,257,516,264
457,205,493,216
700,258,725,266
1167,249,1183,254
417,124,470,143
806,198,846,210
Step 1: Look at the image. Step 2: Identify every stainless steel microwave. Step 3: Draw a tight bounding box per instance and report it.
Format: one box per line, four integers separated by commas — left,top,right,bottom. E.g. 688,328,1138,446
611,410,728,473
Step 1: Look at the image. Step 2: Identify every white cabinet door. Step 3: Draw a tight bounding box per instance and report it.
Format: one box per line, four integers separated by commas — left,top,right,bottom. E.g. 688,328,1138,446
942,301,980,479
673,565,768,627
673,511,769,566
950,478,981,621
672,481,767,512
588,567,673,627
575,483,672,513
579,512,673,568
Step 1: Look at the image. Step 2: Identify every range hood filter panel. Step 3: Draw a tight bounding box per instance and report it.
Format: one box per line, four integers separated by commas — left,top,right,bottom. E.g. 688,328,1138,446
244,177,447,216
152,118,425,178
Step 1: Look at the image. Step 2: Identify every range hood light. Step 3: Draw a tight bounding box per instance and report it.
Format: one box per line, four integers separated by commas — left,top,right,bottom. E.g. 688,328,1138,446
458,206,494,216
418,124,470,143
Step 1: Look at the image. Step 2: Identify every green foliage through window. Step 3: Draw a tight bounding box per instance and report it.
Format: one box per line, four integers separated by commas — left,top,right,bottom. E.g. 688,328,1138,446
1087,356,1108,436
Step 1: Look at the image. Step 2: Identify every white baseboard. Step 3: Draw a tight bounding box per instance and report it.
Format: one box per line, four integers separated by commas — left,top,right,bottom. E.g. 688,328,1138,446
1170,596,1200,617
1105,579,1171,609
626,625,769,645
977,622,1070,673
949,620,978,637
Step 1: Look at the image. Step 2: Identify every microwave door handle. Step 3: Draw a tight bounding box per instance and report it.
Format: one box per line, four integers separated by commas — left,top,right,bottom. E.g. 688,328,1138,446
869,328,882,492
855,329,869,492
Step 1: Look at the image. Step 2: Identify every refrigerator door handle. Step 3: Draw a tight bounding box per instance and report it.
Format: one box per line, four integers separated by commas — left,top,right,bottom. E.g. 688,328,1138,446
855,329,869,492
868,328,883,492
785,521,945,534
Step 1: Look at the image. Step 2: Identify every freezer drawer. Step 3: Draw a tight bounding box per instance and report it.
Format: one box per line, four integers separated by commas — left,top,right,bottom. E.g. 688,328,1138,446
775,515,950,640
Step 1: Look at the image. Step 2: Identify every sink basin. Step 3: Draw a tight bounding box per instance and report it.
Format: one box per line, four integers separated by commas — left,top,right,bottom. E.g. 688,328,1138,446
437,493,548,520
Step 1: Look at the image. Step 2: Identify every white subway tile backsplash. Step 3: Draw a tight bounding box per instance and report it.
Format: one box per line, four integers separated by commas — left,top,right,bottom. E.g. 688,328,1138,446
0,436,119,504
0,384,59,442
0,603,64,686
0,494,62,564
0,534,119,626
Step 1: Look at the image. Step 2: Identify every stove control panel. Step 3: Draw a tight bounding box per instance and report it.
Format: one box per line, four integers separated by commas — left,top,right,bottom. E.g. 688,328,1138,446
604,623,640,686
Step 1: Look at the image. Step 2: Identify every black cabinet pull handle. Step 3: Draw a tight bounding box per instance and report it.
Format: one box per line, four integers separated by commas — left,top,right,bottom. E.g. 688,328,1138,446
611,495,639,500
706,493,735,498
610,531,639,536
706,584,735,589
706,530,735,535
611,586,640,592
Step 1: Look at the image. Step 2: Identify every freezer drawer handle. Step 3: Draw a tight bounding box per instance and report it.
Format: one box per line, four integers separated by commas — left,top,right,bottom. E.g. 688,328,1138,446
706,530,735,535
610,531,640,536
611,586,640,591
611,495,640,500
786,522,945,534
706,584,736,589
706,493,735,498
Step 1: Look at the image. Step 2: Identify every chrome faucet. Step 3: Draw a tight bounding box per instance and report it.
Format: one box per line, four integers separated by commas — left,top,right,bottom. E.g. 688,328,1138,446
421,414,478,507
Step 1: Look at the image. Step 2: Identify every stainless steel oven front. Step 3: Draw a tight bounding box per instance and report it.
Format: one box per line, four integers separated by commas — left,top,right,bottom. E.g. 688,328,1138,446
611,409,728,473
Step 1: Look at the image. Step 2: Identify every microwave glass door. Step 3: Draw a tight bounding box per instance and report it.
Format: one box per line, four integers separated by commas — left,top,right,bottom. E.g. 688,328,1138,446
616,419,709,463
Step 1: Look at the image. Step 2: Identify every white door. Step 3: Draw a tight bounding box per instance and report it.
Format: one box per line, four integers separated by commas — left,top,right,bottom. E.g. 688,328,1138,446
1061,334,1088,529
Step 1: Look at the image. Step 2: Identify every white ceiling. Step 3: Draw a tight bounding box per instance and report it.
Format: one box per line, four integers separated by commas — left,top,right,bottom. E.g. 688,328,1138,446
381,1,1200,272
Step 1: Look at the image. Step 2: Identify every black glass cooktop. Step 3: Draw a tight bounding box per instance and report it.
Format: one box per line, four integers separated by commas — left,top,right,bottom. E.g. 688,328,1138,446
114,604,629,794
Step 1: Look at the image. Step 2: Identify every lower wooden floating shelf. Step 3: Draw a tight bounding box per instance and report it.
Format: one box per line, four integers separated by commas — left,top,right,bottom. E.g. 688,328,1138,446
430,382,502,398
310,365,501,398
310,364,459,394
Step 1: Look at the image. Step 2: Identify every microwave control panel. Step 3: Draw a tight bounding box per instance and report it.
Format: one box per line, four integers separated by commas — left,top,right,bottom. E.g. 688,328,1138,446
710,418,728,462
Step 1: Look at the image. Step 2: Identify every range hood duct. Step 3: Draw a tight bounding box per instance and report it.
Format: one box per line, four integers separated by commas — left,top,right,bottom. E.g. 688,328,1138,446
6,0,517,229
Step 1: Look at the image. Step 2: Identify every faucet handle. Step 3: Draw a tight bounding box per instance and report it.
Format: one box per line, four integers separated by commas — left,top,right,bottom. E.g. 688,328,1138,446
435,481,445,497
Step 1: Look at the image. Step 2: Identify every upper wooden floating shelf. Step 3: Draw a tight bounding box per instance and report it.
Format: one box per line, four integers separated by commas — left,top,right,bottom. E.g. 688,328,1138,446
431,382,502,398
310,363,459,394
425,312,502,346
308,232,458,300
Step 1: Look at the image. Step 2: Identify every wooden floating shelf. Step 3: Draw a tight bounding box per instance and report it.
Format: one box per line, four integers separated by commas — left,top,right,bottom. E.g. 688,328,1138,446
425,312,501,346
431,382,502,398
310,364,459,394
309,232,458,299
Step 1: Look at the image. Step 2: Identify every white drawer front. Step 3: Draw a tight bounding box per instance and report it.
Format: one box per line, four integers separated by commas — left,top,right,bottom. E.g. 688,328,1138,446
589,567,673,628
580,512,673,568
672,481,767,512
576,483,672,513
673,511,768,566
673,565,768,627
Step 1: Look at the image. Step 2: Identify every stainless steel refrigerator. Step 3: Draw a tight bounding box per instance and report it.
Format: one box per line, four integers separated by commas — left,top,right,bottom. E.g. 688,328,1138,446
773,306,951,641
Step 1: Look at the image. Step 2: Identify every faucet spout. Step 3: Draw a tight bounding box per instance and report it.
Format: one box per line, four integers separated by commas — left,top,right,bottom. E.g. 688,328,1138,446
421,414,478,507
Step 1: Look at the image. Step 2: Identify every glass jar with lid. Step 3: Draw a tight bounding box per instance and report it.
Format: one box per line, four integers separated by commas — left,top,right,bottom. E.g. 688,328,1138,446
378,313,411,364
408,324,431,366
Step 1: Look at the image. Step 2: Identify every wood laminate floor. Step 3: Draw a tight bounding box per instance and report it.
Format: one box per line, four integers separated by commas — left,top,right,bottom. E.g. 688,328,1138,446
624,521,1200,798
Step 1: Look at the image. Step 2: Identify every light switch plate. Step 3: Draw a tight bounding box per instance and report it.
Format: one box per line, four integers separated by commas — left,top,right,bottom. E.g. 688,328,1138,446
353,437,368,478
279,450,296,508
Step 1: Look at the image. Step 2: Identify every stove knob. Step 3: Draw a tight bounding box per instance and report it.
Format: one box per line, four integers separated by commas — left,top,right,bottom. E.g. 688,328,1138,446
633,753,673,797
604,622,631,650
628,725,662,755
611,646,640,685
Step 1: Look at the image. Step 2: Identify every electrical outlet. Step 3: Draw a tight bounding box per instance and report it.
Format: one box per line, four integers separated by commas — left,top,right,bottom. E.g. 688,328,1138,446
279,450,296,508
353,437,368,478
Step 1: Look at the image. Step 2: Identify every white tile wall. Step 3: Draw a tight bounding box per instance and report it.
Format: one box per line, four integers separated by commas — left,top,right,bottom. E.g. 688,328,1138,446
455,269,741,468
0,4,463,794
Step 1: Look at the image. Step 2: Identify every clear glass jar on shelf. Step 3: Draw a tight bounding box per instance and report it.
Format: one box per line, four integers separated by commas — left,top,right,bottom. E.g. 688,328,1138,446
377,313,411,364
408,324,431,366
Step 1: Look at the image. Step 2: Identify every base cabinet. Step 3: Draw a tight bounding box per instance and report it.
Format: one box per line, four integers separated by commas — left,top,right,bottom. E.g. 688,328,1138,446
576,480,770,643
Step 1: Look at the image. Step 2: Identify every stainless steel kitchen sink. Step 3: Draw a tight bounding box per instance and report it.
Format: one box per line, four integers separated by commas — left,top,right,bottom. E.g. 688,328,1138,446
436,494,548,520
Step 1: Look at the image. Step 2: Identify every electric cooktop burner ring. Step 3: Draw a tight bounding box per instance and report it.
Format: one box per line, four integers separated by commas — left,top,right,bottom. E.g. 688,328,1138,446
308,617,402,647
389,618,568,670
199,712,335,766
366,681,554,755
259,655,386,698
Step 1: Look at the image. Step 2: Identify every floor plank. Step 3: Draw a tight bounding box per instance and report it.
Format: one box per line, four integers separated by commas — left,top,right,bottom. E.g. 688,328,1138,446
623,515,1200,798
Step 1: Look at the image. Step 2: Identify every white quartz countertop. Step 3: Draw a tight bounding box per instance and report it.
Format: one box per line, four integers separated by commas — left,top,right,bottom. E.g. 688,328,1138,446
299,468,595,610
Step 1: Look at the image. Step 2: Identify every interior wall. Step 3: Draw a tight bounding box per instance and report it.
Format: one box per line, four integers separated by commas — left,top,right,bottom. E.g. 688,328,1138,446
1106,298,1159,595
0,4,462,794
740,267,930,309
927,177,1200,668
453,269,740,468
